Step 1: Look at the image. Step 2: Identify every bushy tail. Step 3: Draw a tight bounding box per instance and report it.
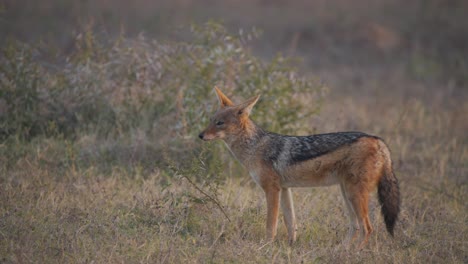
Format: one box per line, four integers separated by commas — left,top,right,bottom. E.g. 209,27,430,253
378,167,400,236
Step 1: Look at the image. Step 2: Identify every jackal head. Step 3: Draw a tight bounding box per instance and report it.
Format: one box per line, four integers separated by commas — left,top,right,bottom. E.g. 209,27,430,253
198,87,260,141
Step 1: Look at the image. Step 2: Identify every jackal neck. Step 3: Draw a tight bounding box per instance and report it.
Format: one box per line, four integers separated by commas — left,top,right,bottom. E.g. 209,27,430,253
223,120,266,163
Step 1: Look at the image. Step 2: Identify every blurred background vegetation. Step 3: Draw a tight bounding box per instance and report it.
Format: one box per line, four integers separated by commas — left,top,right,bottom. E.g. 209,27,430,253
2,0,468,85
1,0,466,168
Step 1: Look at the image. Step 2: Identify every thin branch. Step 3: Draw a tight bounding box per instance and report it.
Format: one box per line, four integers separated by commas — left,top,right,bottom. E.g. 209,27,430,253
180,174,232,223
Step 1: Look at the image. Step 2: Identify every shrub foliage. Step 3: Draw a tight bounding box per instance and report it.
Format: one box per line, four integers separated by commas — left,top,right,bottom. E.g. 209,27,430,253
1,22,322,140
0,22,324,179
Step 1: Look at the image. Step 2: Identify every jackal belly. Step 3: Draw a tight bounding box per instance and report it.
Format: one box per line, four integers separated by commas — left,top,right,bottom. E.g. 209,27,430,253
279,156,342,187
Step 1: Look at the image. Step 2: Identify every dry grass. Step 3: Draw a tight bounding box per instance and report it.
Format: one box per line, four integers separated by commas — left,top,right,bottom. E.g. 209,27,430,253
1,87,466,263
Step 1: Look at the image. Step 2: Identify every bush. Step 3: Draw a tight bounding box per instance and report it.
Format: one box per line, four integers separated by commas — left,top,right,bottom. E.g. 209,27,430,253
0,42,44,139
0,22,324,178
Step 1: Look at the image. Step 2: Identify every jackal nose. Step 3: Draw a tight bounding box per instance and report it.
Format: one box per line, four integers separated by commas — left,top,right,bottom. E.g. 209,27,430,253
198,133,204,140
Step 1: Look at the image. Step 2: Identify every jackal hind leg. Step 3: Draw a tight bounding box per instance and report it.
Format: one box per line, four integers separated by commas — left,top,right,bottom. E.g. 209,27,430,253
281,188,297,245
347,187,373,249
340,182,360,248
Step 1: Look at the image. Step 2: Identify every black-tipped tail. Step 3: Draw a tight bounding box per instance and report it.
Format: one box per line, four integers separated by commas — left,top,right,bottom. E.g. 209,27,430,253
378,168,400,236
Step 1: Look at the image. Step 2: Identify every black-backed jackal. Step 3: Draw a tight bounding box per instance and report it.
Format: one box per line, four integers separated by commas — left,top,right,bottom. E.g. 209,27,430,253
199,87,400,248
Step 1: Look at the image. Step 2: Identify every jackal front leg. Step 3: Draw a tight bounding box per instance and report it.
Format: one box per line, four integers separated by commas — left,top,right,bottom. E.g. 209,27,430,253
264,184,280,242
281,188,297,245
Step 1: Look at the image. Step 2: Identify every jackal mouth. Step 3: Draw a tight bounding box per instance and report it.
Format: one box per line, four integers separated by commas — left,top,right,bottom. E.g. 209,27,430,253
199,130,225,141
198,132,215,141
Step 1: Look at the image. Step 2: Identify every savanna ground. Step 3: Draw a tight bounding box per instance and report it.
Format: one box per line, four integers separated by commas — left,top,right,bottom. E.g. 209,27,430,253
1,0,467,263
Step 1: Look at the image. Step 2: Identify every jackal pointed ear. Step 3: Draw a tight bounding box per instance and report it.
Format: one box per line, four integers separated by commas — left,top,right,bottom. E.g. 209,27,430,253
214,86,234,108
236,94,260,117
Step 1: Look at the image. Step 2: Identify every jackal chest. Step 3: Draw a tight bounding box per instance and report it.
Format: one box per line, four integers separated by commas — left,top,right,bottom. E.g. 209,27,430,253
244,159,280,187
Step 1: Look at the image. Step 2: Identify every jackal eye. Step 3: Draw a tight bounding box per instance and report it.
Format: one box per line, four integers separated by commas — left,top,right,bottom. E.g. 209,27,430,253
215,121,224,126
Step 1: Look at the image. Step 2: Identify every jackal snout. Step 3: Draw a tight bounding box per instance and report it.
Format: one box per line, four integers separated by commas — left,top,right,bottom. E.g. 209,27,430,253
198,132,206,140
198,129,221,141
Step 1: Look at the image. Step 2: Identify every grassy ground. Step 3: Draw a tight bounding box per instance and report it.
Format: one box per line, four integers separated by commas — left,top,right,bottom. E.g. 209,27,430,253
1,94,466,263
1,1,467,263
